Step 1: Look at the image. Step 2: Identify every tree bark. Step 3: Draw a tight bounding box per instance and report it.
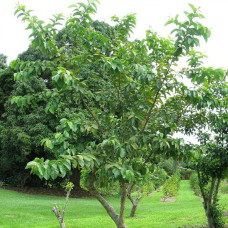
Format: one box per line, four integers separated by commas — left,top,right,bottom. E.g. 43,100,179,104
213,178,221,203
197,172,217,228
52,187,72,228
127,183,142,217
118,184,128,227
52,204,66,228
130,204,138,217
206,207,215,228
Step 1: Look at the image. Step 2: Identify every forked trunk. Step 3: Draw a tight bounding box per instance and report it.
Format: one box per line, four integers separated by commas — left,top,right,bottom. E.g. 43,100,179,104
52,204,66,228
87,171,128,228
127,183,142,217
198,174,220,228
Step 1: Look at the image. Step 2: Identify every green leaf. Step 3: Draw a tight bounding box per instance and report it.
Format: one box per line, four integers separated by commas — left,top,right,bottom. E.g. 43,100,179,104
120,148,126,158
45,139,54,150
43,165,51,180
71,159,78,169
125,170,135,181
58,163,67,177
38,164,45,176
112,168,121,179
50,163,59,180
62,159,71,170
188,3,197,13
77,155,84,167
131,143,138,150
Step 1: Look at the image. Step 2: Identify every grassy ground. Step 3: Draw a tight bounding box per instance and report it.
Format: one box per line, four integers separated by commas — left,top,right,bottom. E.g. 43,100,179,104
0,180,227,228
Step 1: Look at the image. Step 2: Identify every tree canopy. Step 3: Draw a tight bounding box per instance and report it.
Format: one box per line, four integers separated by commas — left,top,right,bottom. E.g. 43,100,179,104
5,1,227,228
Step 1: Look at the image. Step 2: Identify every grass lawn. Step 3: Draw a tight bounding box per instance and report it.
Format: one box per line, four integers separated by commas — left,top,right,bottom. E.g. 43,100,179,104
0,180,227,228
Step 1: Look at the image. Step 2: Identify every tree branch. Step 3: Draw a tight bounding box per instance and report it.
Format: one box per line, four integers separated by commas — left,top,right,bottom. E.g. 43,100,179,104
197,169,207,210
213,178,221,203
79,91,104,136
208,178,216,205
119,183,128,227
87,170,121,227
175,102,191,124
127,183,136,204
141,59,173,134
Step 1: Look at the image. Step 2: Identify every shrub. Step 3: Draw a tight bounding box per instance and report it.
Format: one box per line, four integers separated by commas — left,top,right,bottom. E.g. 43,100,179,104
158,158,177,175
151,167,168,189
190,172,201,196
142,182,155,196
162,172,180,198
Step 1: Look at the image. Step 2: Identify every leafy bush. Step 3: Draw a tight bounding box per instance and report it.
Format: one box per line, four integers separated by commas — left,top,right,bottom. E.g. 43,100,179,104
190,172,201,196
211,200,225,228
151,167,168,189
162,172,180,198
158,158,177,175
142,182,155,196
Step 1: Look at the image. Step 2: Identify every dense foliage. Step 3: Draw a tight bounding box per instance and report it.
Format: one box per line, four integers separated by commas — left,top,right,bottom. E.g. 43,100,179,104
0,1,226,228
162,172,180,199
0,50,57,186
190,172,201,196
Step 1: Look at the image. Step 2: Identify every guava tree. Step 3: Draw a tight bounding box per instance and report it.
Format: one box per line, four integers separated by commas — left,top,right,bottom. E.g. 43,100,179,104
12,1,211,227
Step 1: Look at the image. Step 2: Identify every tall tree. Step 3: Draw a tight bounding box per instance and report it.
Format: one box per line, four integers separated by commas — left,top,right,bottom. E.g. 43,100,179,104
13,2,211,227
0,48,57,186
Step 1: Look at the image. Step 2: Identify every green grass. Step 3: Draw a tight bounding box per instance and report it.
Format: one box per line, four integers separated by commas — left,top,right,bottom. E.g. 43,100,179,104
0,180,227,228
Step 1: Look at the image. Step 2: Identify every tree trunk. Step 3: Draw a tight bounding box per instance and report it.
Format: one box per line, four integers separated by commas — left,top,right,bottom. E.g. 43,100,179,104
118,184,128,228
87,171,128,228
213,178,221,203
206,207,215,228
52,204,66,228
130,204,138,217
127,183,142,217
69,168,82,190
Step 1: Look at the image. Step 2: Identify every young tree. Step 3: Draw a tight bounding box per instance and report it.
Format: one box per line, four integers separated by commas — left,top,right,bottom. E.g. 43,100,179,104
179,47,227,227
12,1,211,227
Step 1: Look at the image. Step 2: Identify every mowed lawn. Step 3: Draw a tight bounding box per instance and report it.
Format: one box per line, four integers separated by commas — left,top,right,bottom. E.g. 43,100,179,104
0,180,227,228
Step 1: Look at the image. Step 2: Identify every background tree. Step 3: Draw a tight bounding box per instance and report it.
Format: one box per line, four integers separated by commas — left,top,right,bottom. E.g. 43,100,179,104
178,47,228,227
0,47,59,186
0,54,7,70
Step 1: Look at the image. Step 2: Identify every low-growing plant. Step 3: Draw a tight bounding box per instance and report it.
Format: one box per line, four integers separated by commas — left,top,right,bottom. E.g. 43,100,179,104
162,172,180,199
151,167,168,189
190,172,201,196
